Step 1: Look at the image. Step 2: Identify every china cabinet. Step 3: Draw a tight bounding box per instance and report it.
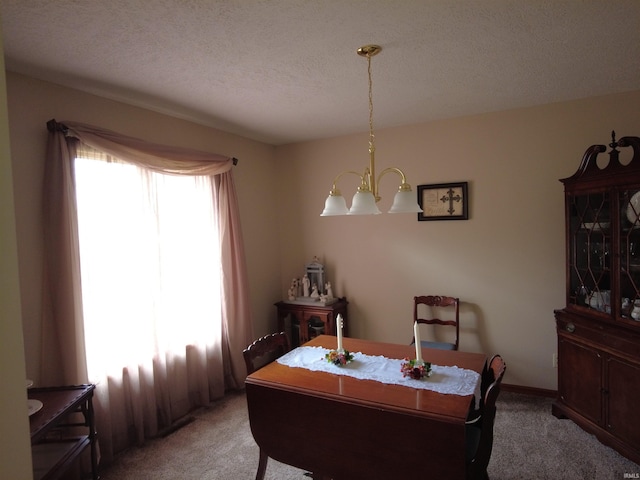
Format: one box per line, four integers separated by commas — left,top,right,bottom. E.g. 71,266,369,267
553,132,640,464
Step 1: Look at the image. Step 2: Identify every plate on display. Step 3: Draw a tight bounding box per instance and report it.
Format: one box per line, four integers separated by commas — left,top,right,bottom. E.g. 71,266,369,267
627,192,640,224
27,399,43,416
26,379,33,389
582,222,610,231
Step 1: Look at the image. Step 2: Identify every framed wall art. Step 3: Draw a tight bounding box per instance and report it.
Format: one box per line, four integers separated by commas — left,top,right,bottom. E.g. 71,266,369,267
417,182,469,221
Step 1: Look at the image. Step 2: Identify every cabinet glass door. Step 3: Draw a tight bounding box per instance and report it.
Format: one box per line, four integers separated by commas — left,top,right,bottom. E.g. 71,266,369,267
568,192,611,312
619,189,640,320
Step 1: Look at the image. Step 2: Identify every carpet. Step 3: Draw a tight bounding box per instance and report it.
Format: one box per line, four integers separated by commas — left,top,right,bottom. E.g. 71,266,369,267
98,390,640,479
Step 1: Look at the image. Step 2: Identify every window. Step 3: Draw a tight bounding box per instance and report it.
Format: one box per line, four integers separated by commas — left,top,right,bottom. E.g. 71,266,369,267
74,149,222,384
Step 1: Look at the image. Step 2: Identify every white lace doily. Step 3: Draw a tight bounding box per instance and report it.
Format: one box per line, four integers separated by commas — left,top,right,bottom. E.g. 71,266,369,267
277,346,481,408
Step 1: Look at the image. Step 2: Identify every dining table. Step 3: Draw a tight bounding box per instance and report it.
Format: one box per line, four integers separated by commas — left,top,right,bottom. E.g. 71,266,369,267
244,335,487,480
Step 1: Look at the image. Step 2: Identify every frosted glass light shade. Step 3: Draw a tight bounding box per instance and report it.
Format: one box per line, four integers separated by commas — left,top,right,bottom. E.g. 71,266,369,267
388,189,423,213
348,190,381,215
320,194,349,216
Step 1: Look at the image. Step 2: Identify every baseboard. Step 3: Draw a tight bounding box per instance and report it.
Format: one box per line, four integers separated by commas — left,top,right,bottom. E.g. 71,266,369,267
501,383,557,398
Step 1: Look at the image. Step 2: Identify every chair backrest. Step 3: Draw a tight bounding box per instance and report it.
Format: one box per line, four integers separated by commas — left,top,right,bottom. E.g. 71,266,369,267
467,354,506,479
413,295,460,350
243,332,291,375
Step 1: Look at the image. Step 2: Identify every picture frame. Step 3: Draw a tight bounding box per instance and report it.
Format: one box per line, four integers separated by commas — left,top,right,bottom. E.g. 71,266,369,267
417,182,469,221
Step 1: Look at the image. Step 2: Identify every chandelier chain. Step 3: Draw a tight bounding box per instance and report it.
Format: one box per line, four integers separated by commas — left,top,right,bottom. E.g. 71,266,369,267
368,54,375,153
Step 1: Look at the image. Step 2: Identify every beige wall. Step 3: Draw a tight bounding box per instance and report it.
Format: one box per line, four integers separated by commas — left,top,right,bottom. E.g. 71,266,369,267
275,90,640,390
7,68,640,398
0,28,34,480
6,72,281,386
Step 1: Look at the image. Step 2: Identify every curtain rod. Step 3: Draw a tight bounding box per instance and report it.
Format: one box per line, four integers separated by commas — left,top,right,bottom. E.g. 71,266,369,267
47,119,239,165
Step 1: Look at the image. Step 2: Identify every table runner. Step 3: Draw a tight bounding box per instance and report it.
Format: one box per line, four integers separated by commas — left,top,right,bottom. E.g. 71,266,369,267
277,346,481,408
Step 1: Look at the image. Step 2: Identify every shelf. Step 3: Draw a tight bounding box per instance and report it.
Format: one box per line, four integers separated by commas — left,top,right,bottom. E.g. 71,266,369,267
32,436,90,480
29,385,98,480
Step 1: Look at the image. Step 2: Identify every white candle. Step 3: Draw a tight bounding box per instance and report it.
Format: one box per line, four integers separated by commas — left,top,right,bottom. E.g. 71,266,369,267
336,314,343,351
414,321,422,362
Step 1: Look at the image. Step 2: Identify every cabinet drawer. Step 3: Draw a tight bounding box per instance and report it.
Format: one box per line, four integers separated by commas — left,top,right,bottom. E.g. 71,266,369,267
557,315,640,360
556,316,604,345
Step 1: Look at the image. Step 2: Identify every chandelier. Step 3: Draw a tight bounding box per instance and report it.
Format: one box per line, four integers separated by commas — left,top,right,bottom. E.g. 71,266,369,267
321,45,423,216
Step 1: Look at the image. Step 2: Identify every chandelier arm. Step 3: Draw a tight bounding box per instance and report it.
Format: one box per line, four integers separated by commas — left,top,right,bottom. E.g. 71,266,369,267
328,170,367,195
375,167,413,196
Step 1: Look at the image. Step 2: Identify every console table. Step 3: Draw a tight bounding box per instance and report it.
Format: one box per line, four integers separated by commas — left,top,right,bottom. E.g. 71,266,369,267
275,298,348,346
28,384,98,480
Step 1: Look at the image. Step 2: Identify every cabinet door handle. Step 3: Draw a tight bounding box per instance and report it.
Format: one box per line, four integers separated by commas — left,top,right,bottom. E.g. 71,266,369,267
566,323,576,333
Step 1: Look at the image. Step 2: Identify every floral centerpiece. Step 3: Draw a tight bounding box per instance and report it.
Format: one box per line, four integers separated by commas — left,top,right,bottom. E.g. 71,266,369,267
401,357,432,380
325,349,354,366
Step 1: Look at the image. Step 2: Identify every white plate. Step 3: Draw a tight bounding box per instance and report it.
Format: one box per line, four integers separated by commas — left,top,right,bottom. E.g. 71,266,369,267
27,399,43,416
583,222,610,231
627,192,640,224
26,379,33,389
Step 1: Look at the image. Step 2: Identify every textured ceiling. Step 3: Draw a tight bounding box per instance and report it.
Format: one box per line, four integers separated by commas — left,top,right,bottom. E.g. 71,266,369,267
2,0,640,145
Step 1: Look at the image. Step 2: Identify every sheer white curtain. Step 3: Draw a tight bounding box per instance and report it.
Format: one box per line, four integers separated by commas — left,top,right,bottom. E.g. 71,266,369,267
43,121,254,464
75,151,221,381
75,148,225,452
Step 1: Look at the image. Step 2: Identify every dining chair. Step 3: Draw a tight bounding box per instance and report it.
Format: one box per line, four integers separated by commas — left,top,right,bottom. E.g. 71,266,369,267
243,332,291,480
411,295,460,350
465,354,507,480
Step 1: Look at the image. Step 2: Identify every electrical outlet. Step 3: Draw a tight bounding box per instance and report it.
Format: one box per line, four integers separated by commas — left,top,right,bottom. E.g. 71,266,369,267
552,353,558,368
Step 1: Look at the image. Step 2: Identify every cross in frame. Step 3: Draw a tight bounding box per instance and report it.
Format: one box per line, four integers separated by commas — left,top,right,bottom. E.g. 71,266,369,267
439,188,462,215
